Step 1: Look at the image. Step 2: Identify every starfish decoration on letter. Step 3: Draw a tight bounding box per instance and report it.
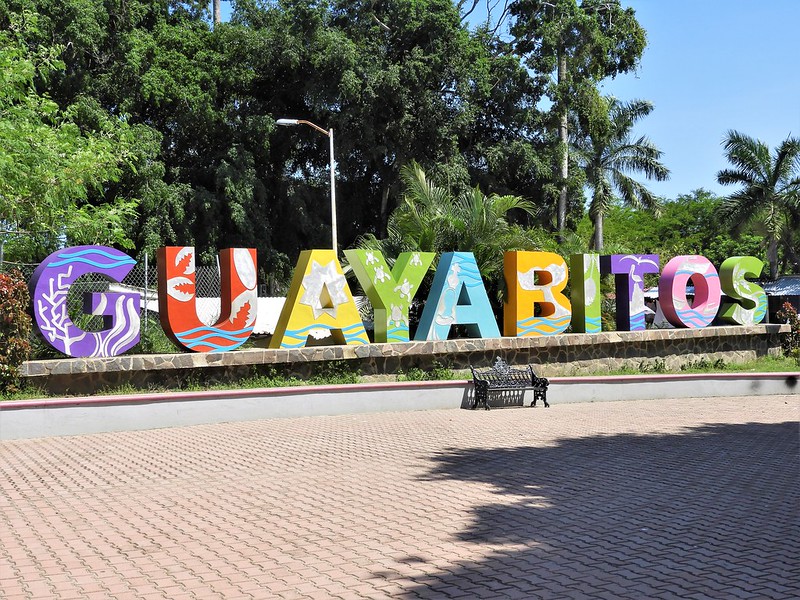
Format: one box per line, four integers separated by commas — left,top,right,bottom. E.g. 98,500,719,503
300,260,350,318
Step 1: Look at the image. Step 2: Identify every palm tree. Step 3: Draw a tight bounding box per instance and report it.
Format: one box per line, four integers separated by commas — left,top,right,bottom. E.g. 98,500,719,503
356,161,552,303
717,131,800,280
572,97,670,252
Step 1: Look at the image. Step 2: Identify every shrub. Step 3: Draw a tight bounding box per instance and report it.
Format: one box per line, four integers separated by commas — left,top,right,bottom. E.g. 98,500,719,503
776,302,800,361
638,359,666,373
0,270,32,394
680,358,727,372
397,361,456,381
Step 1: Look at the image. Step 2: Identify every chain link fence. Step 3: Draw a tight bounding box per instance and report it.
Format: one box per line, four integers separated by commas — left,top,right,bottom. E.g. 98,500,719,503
1,255,223,351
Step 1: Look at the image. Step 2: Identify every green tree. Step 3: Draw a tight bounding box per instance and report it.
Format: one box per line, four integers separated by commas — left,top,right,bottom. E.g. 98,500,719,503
358,161,553,308
3,0,277,262
7,0,554,267
716,131,800,280
510,0,646,237
234,0,552,250
460,26,555,224
323,0,546,236
0,11,139,261
572,97,669,252
577,189,764,266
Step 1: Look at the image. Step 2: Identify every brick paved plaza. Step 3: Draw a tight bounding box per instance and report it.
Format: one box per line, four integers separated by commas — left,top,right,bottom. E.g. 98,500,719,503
1,395,798,599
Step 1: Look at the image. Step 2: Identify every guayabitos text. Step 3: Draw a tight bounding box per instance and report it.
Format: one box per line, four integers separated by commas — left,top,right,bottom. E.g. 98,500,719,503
29,246,767,358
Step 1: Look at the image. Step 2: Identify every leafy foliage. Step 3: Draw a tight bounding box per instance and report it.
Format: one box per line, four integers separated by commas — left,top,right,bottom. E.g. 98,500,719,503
577,189,765,266
2,0,792,288
358,161,554,311
0,10,141,261
0,0,561,269
776,302,800,361
397,360,456,381
572,97,669,251
717,131,800,279
0,270,31,394
510,0,647,233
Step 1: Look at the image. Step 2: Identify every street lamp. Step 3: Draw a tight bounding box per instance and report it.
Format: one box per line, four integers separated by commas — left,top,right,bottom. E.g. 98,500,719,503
276,118,338,253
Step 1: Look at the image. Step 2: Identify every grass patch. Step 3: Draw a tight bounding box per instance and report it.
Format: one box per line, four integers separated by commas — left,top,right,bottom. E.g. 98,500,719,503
595,354,798,377
396,361,458,382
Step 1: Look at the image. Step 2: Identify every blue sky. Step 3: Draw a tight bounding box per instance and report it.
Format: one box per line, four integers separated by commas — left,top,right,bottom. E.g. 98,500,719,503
597,0,800,200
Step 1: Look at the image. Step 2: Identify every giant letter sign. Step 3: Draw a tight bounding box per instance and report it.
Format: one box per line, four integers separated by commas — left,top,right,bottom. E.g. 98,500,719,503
415,252,500,341
718,256,767,325
270,250,370,348
344,249,434,343
26,242,777,359
504,251,571,337
601,254,660,331
659,255,721,328
158,246,257,352
30,246,141,357
570,254,601,334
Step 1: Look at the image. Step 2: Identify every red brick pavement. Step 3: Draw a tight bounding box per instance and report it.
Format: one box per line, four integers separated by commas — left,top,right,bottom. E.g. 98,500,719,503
1,395,798,599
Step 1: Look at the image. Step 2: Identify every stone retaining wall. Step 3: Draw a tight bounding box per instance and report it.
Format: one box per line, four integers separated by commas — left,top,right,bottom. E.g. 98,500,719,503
20,324,790,395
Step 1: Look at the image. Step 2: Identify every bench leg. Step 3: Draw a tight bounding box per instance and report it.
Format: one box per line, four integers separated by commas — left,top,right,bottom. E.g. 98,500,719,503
531,390,549,408
473,385,490,410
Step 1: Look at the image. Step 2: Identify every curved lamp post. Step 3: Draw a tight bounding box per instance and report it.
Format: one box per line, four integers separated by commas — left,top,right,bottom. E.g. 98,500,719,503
276,118,338,253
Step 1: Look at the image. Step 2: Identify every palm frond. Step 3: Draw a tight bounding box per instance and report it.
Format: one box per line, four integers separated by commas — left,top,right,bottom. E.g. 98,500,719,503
771,136,800,189
720,130,771,182
716,168,754,187
572,94,668,252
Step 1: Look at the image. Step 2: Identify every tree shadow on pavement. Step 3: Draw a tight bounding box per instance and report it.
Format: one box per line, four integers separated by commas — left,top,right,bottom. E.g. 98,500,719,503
399,420,800,599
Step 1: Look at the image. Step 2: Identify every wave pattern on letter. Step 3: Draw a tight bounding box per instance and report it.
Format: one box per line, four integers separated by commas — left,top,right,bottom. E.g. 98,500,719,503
583,316,602,332
176,326,254,352
675,309,714,329
517,315,571,337
280,323,369,348
387,325,410,343
50,248,137,270
754,298,768,323
92,296,141,357
630,311,646,331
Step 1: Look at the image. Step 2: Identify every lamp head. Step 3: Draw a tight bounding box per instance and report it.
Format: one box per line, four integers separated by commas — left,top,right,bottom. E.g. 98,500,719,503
276,118,300,126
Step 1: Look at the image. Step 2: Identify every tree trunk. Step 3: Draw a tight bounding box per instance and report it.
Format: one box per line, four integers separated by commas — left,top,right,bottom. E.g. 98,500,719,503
593,211,604,253
557,50,568,238
379,182,391,239
213,0,221,26
768,236,779,281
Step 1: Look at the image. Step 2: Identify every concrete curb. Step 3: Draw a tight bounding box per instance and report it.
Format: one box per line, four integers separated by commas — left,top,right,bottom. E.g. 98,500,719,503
549,372,799,403
1,373,797,440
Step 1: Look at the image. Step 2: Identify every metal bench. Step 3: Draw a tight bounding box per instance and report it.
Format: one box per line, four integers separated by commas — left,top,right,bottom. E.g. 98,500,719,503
470,357,550,410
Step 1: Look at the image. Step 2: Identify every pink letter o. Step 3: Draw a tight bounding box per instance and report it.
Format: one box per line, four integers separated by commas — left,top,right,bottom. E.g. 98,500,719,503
658,255,721,328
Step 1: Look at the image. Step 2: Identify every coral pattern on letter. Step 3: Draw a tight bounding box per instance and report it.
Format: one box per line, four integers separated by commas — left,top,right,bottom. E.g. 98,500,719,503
30,246,141,357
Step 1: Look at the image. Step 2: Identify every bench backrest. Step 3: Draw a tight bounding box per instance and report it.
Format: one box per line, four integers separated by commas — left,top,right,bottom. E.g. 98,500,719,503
470,357,547,387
